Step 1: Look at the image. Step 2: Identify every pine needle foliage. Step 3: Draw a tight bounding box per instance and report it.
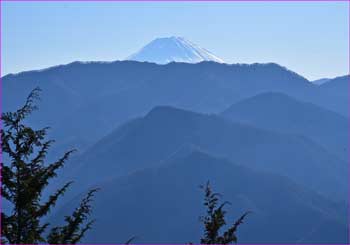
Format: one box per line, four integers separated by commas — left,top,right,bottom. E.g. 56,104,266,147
200,182,249,244
1,88,96,244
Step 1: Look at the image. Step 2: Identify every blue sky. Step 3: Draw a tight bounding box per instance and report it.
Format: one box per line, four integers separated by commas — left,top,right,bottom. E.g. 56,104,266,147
2,2,349,80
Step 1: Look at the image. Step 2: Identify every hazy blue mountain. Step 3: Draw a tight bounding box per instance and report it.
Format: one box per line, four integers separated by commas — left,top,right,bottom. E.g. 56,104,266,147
4,57,348,243
312,78,330,85
61,106,347,200
319,75,349,96
3,61,163,157
221,92,348,160
127,36,224,64
54,151,348,243
2,61,322,156
313,75,349,117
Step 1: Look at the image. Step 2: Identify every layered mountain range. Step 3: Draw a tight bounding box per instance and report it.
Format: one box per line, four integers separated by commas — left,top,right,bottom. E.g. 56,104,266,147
3,37,349,243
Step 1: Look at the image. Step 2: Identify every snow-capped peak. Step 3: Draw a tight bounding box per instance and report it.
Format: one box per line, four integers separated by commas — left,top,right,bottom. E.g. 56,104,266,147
126,36,224,64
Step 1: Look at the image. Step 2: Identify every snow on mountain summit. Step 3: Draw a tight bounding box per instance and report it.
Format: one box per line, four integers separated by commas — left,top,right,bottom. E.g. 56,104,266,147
126,36,224,64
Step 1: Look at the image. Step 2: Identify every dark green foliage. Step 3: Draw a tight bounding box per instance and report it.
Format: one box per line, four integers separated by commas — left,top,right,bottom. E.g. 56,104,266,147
200,182,249,244
1,88,96,244
47,189,98,244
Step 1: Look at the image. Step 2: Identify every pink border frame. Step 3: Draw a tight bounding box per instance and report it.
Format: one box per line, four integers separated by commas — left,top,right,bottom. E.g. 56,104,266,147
0,0,348,2
0,0,349,244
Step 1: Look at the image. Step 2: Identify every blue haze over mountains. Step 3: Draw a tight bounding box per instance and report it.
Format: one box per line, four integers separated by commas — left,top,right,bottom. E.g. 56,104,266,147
2,37,349,243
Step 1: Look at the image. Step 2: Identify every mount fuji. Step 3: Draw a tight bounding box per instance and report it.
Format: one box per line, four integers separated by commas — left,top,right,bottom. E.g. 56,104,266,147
126,36,224,64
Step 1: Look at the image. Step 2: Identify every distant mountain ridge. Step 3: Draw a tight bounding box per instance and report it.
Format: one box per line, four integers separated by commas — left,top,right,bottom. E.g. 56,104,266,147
59,106,347,201
312,78,330,85
3,61,347,160
4,49,349,244
319,75,349,94
54,151,348,243
221,92,348,160
127,36,224,64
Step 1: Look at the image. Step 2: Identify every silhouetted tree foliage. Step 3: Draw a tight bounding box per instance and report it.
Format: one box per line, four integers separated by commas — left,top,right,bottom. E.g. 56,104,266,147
1,88,97,244
47,189,98,244
200,182,249,244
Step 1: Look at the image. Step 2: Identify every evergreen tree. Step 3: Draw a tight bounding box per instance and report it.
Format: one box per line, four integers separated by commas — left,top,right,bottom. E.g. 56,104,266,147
1,88,97,244
200,182,249,244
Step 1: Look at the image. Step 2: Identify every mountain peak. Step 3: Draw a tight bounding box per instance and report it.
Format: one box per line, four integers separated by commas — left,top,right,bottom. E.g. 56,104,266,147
127,36,224,64
145,105,202,122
